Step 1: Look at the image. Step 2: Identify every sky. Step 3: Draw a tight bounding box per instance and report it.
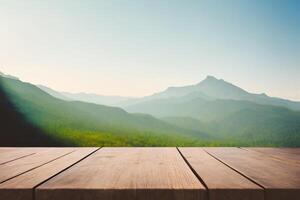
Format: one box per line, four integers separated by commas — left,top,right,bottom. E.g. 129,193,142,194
1,0,299,100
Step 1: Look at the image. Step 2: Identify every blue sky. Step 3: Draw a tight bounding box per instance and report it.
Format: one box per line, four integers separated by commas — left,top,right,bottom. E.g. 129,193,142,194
1,0,299,100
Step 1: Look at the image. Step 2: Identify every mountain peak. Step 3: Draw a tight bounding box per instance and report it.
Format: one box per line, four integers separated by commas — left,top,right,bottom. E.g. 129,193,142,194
197,75,223,85
201,75,219,82
204,75,225,82
205,75,218,80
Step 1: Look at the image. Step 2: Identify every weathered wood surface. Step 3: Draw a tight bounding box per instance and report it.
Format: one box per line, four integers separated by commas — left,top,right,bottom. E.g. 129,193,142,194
0,147,299,200
0,148,42,165
0,148,79,184
244,147,300,165
179,148,264,200
0,148,98,200
204,147,300,200
36,148,206,200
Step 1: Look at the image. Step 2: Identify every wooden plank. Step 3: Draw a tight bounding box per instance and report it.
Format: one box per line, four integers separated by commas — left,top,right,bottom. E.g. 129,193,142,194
36,147,206,200
204,147,300,200
0,148,41,165
179,148,263,200
0,148,98,200
0,148,16,153
244,148,300,165
0,148,76,183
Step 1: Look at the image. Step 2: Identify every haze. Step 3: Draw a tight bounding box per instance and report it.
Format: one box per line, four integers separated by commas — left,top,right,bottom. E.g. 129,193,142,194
0,0,299,100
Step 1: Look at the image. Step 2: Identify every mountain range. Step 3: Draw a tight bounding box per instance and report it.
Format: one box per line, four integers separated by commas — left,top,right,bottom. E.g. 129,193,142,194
0,75,209,147
1,72,300,147
37,85,134,106
123,76,300,122
39,75,300,111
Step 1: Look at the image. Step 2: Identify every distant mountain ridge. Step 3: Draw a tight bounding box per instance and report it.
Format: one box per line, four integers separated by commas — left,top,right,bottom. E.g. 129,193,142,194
133,75,300,111
0,75,209,146
37,85,135,106
61,92,134,106
36,75,300,111
1,72,300,146
37,85,72,101
2,72,300,111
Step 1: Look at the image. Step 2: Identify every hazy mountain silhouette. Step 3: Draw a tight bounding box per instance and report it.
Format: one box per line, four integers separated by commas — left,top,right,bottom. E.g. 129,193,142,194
37,85,72,101
124,76,300,121
38,75,300,110
38,84,135,106
127,75,300,110
1,73,300,146
196,76,300,110
61,92,135,106
0,75,209,146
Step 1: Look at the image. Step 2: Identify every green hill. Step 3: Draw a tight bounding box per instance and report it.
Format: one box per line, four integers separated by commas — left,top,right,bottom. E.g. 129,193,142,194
0,79,64,147
1,75,300,147
125,96,264,122
123,76,300,146
211,105,300,146
162,104,300,146
0,76,209,146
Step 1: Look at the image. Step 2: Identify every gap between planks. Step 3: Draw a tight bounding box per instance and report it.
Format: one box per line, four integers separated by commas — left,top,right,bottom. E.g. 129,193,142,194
176,147,210,199
32,147,101,200
203,148,267,191
178,147,265,200
0,149,76,184
0,153,36,165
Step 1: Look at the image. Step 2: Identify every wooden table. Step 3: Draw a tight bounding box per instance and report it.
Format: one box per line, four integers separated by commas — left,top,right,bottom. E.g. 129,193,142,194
0,147,299,200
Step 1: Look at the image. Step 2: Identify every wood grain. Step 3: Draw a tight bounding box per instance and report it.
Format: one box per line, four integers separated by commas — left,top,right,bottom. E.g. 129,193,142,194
204,147,300,200
0,148,16,153
1,147,299,200
0,148,40,165
0,148,98,200
36,147,206,200
179,148,263,200
244,147,300,166
0,148,76,183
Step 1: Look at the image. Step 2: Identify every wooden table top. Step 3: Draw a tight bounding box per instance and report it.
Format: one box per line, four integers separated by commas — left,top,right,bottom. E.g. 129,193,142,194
0,147,299,200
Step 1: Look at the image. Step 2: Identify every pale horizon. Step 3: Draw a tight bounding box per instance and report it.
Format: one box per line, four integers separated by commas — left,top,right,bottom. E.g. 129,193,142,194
2,69,300,102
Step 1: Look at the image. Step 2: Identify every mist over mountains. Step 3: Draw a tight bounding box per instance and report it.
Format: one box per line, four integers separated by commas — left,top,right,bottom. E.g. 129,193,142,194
1,72,300,147
123,76,300,122
37,85,134,106
39,75,300,111
0,74,209,147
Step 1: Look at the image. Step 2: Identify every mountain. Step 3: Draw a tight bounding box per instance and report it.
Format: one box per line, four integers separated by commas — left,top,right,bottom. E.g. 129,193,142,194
123,76,300,146
37,85,72,101
0,76,209,146
0,79,65,146
1,73,300,147
210,105,300,146
61,92,135,106
126,75,300,110
124,76,300,118
37,75,300,111
162,105,300,146
125,97,261,122
141,84,214,101
38,84,136,106
196,76,300,110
